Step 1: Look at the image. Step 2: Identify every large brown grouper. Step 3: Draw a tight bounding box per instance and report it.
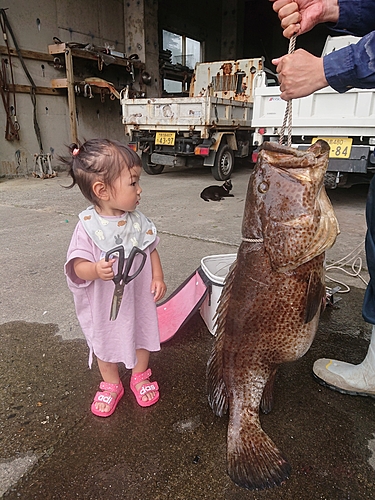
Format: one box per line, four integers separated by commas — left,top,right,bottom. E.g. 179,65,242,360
207,140,339,490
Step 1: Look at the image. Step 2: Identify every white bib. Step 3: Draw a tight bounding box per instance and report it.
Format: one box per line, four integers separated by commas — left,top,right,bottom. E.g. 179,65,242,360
79,206,157,256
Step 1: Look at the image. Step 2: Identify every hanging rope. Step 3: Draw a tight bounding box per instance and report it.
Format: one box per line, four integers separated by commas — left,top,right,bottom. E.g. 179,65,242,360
0,10,19,140
279,34,297,147
0,8,43,152
325,240,368,293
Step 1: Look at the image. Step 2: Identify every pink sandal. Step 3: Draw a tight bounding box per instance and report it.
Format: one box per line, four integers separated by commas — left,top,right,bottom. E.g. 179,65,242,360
91,380,124,417
130,369,159,407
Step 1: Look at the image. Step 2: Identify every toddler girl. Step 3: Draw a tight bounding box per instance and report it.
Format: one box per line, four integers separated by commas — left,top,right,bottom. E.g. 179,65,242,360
64,138,167,417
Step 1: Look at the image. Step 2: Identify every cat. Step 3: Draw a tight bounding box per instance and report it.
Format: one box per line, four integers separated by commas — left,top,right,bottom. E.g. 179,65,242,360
200,179,234,202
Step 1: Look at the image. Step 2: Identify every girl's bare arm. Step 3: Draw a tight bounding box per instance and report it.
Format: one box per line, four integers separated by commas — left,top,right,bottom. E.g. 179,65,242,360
150,249,167,302
73,257,115,281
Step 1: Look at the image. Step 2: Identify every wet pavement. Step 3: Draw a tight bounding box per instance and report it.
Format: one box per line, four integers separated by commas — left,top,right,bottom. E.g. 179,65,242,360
1,162,374,499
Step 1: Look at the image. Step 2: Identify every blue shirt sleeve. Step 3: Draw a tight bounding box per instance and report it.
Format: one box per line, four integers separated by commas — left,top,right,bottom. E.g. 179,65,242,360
322,1,375,93
334,0,375,36
324,32,375,92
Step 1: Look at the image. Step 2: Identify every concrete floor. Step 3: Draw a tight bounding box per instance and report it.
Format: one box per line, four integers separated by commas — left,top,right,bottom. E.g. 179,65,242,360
0,161,374,499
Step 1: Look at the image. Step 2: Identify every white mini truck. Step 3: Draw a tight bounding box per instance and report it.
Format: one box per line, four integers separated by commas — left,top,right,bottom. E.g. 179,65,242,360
251,35,375,188
121,57,265,180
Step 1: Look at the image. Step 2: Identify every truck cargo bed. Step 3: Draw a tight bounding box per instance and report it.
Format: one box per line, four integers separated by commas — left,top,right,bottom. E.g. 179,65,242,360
252,86,375,137
122,96,253,137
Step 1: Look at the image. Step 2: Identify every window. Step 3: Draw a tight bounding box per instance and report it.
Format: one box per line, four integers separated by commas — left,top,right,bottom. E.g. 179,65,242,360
162,30,201,69
162,30,201,93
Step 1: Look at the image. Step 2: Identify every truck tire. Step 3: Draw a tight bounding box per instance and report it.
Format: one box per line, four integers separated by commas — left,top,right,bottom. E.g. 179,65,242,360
142,153,164,175
211,144,234,180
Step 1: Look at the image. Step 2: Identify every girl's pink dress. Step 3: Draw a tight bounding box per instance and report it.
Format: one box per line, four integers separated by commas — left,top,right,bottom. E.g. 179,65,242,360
65,221,160,369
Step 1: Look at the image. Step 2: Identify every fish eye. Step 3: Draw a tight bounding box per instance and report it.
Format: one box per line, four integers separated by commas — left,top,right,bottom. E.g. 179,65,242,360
258,181,269,193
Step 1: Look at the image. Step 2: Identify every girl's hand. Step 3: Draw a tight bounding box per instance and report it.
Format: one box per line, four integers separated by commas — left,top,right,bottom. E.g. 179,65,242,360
151,278,167,302
95,258,115,281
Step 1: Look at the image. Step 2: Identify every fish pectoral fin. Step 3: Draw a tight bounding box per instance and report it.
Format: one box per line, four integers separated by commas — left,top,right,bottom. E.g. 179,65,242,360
206,260,238,416
207,342,228,417
304,271,325,324
260,368,278,415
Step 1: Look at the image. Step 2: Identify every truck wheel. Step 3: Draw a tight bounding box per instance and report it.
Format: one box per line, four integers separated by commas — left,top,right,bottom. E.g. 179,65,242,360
142,153,164,175
211,144,234,180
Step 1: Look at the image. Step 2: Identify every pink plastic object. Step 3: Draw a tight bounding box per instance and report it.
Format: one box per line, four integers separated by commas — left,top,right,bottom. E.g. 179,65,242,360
157,270,208,343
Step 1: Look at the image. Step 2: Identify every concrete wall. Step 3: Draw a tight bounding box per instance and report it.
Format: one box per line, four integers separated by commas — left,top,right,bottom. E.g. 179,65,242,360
0,0,129,176
124,0,160,98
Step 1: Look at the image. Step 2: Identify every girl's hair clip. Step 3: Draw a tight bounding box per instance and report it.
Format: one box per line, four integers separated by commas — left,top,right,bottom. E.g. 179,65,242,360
72,148,80,156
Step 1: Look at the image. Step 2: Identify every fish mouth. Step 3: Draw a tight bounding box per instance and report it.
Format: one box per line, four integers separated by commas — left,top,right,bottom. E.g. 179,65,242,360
260,140,331,182
260,139,330,158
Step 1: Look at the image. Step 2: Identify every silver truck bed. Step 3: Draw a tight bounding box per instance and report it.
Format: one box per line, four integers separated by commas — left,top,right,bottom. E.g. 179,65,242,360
122,96,253,137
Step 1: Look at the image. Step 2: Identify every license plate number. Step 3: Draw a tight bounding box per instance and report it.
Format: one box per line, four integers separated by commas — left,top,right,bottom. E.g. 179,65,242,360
312,137,353,159
155,132,175,146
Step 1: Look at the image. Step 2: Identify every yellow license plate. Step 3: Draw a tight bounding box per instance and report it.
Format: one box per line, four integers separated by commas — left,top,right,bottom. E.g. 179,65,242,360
312,137,353,159
155,132,175,146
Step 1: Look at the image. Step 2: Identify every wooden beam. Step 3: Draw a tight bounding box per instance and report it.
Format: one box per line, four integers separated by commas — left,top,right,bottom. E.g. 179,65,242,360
1,44,143,69
48,43,66,55
48,43,144,69
8,84,65,95
51,78,68,88
64,47,78,144
0,45,53,63
9,82,112,96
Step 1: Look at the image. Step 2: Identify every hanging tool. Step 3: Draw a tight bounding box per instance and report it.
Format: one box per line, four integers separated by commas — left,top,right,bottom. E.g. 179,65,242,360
33,153,56,178
0,58,19,140
0,8,44,153
84,77,120,99
83,83,93,98
0,10,19,140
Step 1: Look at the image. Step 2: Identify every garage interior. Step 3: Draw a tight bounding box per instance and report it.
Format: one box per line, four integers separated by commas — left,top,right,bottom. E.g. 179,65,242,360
0,0,333,177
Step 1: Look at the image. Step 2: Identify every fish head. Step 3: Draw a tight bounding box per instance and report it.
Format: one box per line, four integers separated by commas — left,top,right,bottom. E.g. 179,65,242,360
242,140,339,271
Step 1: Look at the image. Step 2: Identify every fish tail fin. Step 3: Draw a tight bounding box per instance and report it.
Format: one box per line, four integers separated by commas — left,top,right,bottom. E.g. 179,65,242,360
206,259,237,417
227,416,291,490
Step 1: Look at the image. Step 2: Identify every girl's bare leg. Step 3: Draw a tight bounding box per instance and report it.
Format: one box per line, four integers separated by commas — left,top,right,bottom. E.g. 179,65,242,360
132,349,157,402
95,359,121,413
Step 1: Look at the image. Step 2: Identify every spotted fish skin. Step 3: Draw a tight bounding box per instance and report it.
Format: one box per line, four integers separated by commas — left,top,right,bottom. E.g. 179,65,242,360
207,140,339,490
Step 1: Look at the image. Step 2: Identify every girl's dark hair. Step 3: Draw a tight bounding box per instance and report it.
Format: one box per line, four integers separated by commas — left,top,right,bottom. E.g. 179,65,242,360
60,139,142,208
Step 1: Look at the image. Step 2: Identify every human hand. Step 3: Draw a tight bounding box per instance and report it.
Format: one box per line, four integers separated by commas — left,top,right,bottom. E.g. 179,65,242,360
272,49,328,100
270,0,339,38
95,258,115,281
150,278,167,302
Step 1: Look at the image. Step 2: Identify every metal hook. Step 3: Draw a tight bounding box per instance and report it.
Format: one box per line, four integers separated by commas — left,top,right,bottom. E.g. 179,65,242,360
84,83,93,98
